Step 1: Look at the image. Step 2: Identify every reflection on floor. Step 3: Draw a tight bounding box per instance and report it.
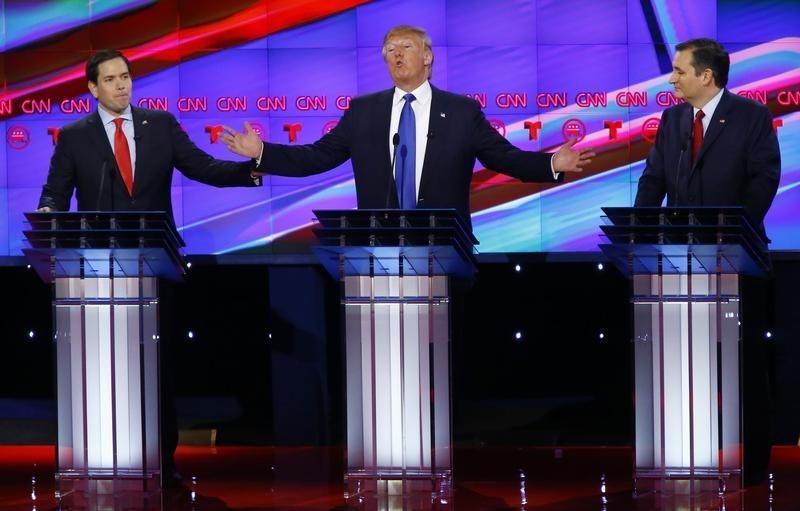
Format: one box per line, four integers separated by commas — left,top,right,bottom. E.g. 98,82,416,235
0,445,797,510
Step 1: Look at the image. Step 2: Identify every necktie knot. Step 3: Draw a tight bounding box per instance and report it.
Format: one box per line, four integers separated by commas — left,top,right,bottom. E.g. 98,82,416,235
403,93,416,104
114,117,124,129
695,110,705,122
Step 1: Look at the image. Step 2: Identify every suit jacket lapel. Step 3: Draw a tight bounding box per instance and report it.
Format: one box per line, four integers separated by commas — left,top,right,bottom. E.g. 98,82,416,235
692,90,730,172
375,90,393,182
419,86,446,197
131,106,148,195
87,110,116,165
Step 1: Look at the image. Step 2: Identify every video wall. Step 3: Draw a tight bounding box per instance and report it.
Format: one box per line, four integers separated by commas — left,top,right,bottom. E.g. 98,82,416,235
1,0,798,255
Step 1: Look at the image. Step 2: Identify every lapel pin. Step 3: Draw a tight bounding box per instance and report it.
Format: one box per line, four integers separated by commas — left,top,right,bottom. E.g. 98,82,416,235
719,119,726,123
440,112,446,118
142,120,148,125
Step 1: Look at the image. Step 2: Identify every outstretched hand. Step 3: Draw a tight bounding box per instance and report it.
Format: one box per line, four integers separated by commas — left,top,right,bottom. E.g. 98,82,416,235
552,138,595,173
220,122,263,160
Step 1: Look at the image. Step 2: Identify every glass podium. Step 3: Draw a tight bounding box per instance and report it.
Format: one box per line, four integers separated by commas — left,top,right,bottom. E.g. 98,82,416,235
23,211,184,507
313,209,476,504
600,207,770,494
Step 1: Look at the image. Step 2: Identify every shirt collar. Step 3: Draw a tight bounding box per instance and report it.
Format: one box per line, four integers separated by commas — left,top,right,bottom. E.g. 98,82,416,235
98,106,133,126
393,80,432,107
695,88,724,119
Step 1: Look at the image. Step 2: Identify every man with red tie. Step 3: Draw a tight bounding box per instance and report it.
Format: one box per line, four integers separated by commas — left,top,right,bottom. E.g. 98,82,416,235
35,49,262,485
635,38,781,486
36,49,260,222
634,38,780,238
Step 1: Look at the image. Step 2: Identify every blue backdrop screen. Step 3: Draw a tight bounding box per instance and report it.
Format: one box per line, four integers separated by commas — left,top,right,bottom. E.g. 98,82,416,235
1,0,798,255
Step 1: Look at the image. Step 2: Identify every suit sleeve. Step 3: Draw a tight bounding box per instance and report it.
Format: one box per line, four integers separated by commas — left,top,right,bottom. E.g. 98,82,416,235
634,110,669,207
168,114,259,187
38,128,77,210
254,107,353,177
470,104,558,183
743,106,781,226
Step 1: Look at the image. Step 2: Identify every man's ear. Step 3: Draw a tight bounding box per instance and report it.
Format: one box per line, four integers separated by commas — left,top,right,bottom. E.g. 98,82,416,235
88,81,98,99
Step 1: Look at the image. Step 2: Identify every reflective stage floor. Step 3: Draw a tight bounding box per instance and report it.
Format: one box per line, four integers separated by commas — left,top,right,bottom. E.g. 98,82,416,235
1,445,798,510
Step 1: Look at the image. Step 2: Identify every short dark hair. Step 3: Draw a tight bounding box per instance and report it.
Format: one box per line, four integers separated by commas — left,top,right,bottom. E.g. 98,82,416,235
86,49,131,83
675,38,729,88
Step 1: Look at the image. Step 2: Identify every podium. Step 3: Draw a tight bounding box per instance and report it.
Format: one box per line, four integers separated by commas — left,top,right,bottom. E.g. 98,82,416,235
600,207,770,494
313,209,476,500
23,211,184,501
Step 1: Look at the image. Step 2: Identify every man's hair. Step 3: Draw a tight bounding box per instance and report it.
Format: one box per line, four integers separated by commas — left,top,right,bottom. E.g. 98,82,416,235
381,25,433,77
675,38,729,88
86,49,131,83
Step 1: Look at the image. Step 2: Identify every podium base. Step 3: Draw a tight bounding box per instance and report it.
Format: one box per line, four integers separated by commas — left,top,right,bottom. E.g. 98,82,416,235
55,474,162,510
344,467,452,501
634,467,742,495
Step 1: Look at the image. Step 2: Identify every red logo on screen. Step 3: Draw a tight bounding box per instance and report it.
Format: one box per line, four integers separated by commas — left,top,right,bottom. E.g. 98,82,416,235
322,120,339,135
283,123,302,142
641,118,660,143
561,118,586,142
773,119,783,133
524,121,542,141
7,125,30,149
249,122,267,140
47,127,61,145
488,119,506,137
205,125,224,143
604,120,622,140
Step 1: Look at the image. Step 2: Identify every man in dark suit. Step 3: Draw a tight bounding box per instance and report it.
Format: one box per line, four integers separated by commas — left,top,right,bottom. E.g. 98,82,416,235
37,49,261,219
220,25,594,230
36,49,261,485
634,38,780,235
635,38,781,486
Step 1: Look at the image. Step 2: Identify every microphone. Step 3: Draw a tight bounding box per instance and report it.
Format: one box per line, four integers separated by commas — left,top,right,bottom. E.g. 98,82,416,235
384,133,400,209
96,160,108,212
399,145,408,209
108,160,116,212
673,130,692,205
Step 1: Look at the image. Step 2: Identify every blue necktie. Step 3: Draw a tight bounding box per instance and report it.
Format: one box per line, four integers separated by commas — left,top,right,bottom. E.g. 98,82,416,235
396,93,416,209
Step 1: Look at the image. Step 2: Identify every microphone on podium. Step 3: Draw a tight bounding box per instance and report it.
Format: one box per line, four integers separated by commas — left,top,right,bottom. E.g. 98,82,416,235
96,160,108,212
384,133,400,209
674,129,692,202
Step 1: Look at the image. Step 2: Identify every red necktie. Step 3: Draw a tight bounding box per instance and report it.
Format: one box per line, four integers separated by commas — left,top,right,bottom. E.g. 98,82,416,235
113,117,134,195
692,109,705,163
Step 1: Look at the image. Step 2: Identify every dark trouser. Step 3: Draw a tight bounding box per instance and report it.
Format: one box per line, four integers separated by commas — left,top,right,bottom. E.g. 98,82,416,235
158,279,179,473
741,274,775,486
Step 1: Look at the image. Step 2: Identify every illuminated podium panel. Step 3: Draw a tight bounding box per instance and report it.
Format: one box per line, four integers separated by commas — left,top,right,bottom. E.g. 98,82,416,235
24,211,184,502
600,207,769,494
314,209,476,501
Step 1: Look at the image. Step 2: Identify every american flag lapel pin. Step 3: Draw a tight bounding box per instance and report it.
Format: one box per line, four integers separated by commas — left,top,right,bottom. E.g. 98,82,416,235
440,112,446,118
142,120,148,125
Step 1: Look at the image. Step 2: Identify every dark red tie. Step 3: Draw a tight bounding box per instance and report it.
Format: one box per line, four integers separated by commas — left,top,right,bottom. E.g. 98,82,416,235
692,110,705,163
113,117,134,195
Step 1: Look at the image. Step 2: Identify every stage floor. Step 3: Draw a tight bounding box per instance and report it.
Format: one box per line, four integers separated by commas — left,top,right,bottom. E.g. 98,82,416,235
0,445,797,510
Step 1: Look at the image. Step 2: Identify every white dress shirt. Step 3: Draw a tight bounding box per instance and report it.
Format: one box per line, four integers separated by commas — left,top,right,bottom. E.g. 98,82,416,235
695,88,725,136
389,81,432,202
